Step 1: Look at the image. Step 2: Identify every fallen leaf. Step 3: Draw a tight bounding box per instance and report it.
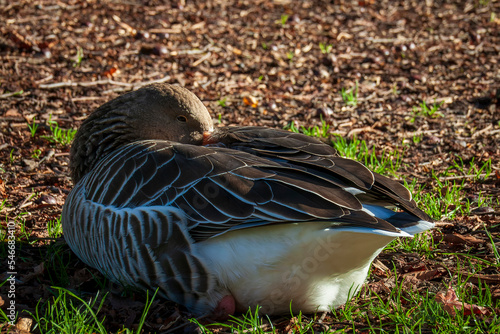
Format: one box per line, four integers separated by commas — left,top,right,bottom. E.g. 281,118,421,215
5,109,22,117
21,262,45,283
337,32,353,41
435,287,491,317
358,0,375,6
103,66,119,78
441,233,484,245
491,285,500,301
405,268,444,281
16,317,33,332
464,273,500,285
243,96,258,108
9,31,34,50
0,179,6,198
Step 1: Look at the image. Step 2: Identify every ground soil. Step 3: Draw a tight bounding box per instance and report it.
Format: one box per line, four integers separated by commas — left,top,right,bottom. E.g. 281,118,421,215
0,0,499,333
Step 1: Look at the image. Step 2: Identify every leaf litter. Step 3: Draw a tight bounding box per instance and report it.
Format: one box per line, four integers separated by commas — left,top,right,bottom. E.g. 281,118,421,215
0,0,499,332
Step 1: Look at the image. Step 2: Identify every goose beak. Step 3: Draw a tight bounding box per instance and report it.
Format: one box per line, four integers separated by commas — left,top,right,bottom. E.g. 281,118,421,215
202,130,215,146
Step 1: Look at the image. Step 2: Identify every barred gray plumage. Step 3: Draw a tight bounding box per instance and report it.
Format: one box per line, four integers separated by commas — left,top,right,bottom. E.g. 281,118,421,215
62,83,434,316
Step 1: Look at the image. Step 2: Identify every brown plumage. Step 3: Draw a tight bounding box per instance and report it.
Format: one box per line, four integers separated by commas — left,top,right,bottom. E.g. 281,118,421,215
63,83,433,315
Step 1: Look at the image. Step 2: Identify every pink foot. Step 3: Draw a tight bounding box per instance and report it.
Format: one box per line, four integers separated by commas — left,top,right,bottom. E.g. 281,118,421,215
212,295,236,320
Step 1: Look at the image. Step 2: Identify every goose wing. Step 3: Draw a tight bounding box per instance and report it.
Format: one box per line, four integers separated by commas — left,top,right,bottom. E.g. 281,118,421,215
82,136,405,242
205,126,432,223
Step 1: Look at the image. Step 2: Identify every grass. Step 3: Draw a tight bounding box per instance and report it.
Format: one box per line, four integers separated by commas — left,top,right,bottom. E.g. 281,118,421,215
217,97,227,107
340,81,358,106
279,14,289,27
32,148,42,159
331,134,404,176
410,100,444,122
192,306,318,334
404,157,495,220
73,47,84,67
191,307,271,333
46,216,63,239
484,226,500,264
386,229,437,256
27,117,39,137
28,287,108,334
10,209,37,243
319,42,333,54
41,115,77,146
43,243,74,287
284,116,330,139
9,149,16,164
25,287,158,334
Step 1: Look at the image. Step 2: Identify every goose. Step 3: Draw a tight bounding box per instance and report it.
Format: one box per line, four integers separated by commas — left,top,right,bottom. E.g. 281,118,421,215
62,83,434,316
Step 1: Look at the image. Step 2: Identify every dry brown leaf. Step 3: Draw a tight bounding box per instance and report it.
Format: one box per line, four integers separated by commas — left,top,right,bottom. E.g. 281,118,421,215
435,287,491,317
442,233,484,245
0,178,6,198
103,66,119,78
21,262,45,283
404,268,444,281
231,47,242,55
284,317,300,334
9,30,33,50
491,285,500,301
16,317,33,332
465,273,500,285
5,109,22,117
358,0,375,6
243,96,258,108
402,275,420,291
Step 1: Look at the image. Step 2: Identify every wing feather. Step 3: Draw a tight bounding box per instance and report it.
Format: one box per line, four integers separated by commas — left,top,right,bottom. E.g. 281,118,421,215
83,127,431,242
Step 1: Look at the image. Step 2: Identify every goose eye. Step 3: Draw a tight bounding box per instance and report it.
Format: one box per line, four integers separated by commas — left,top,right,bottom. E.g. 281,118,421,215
176,115,187,123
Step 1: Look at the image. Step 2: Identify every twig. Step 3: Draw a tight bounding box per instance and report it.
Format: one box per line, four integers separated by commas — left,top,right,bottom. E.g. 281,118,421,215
39,79,129,89
39,149,55,164
38,75,171,91
472,124,493,138
101,75,172,94
434,221,455,227
17,193,35,210
149,28,182,34
347,126,384,137
368,37,413,43
191,52,211,67
0,91,25,99
34,74,54,85
70,96,106,102
438,173,489,181
402,129,440,138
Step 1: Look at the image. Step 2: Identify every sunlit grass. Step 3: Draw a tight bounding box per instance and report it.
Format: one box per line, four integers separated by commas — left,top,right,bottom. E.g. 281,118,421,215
27,288,157,334
340,81,358,107
41,115,77,146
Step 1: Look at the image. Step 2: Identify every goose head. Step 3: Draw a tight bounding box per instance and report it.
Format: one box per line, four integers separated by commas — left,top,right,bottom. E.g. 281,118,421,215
69,83,214,183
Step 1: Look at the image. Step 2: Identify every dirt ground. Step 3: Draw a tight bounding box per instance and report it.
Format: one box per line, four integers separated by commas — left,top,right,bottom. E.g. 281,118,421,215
0,0,499,333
